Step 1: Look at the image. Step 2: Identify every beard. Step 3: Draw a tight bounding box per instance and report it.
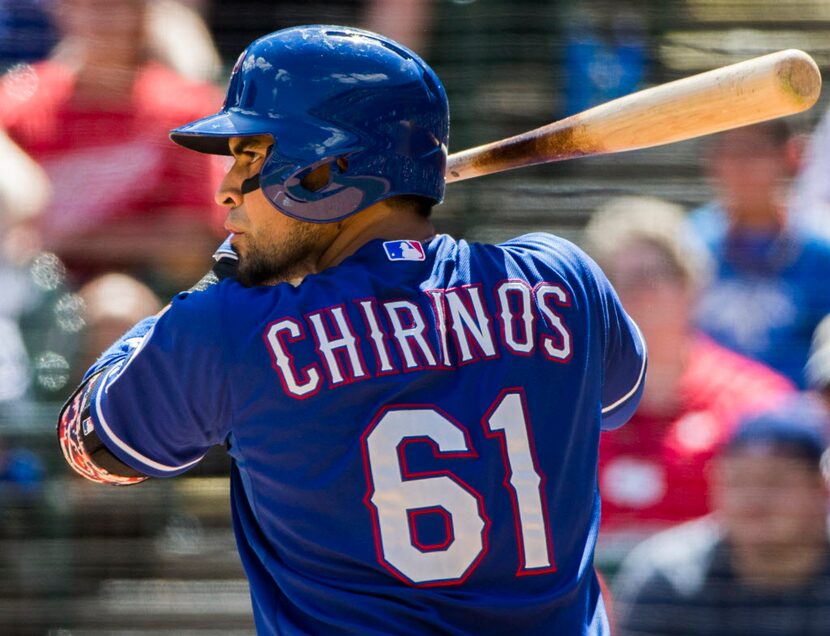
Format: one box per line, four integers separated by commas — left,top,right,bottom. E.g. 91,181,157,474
235,223,326,287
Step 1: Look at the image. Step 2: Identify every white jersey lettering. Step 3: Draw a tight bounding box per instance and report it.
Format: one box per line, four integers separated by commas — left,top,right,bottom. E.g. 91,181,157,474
446,285,497,362
535,284,572,362
496,281,535,355
426,290,453,367
265,282,575,398
307,306,367,384
264,319,322,398
357,299,396,373
384,300,438,369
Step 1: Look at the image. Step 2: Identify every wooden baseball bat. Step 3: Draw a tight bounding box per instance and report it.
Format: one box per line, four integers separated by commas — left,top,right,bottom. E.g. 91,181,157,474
445,49,821,183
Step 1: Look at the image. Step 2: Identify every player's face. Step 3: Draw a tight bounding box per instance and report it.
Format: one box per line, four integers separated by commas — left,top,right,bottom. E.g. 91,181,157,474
217,135,338,286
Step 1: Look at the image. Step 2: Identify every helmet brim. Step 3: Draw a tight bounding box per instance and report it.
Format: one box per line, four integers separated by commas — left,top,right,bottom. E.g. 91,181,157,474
169,111,276,155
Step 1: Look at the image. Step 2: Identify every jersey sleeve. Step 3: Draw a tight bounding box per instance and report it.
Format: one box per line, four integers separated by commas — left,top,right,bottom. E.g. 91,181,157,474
503,232,647,430
85,286,233,478
591,260,647,431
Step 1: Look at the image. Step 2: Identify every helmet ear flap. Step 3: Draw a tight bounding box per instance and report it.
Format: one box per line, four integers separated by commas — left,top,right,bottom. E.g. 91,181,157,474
297,156,350,194
299,162,332,193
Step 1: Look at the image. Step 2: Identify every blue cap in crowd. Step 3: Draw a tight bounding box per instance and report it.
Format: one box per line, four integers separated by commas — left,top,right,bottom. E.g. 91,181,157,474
724,396,829,464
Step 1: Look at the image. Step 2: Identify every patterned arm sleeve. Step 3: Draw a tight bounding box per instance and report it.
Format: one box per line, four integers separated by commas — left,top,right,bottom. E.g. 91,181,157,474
58,371,148,486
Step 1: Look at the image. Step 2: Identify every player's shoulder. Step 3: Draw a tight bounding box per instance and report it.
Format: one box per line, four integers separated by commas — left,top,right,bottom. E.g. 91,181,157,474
494,231,593,265
164,279,305,350
498,231,584,254
175,276,314,325
494,231,607,287
163,279,238,335
171,279,226,309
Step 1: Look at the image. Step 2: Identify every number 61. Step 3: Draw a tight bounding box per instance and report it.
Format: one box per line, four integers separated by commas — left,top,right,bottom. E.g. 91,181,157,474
361,389,555,586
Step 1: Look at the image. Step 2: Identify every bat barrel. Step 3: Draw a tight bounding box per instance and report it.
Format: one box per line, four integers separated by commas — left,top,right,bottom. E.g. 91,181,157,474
778,49,822,105
446,49,821,184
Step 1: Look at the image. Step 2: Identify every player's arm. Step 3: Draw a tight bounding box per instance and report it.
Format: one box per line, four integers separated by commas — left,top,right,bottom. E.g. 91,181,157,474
591,260,648,430
508,232,647,429
58,370,149,485
57,238,238,485
600,315,647,430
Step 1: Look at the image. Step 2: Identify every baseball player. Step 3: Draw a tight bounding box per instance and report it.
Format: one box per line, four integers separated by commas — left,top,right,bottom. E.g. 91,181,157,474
58,26,646,635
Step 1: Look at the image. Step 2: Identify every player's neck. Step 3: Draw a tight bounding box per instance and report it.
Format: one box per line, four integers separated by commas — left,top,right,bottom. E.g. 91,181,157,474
317,203,435,270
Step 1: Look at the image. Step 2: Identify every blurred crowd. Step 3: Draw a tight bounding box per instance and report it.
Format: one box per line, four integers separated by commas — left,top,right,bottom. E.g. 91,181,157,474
2,0,830,634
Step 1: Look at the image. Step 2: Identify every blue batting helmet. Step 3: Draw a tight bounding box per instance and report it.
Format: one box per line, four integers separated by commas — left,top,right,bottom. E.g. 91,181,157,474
170,25,449,223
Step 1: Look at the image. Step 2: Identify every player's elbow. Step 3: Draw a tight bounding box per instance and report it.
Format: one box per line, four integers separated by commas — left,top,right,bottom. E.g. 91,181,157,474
57,376,150,486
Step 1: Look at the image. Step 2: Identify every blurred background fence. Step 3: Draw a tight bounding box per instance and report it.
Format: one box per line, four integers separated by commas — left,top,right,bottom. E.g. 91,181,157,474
2,0,830,633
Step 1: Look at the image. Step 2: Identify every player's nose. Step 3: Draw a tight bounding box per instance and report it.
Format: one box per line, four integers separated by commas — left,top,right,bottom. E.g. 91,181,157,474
215,170,243,208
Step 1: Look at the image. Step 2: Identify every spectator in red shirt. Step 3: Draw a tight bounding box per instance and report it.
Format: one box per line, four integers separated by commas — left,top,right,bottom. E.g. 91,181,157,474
0,0,223,294
583,196,794,550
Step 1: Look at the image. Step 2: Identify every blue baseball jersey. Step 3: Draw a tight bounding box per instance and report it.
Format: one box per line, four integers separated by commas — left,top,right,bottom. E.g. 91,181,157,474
84,233,645,635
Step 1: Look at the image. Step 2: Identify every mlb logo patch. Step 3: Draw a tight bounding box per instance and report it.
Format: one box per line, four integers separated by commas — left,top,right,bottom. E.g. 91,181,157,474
383,240,426,262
